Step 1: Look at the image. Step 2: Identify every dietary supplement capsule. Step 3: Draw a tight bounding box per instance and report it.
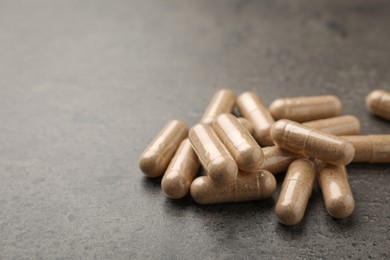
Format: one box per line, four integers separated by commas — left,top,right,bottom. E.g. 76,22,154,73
189,124,238,184
269,95,342,122
275,158,316,226
303,115,361,136
270,120,355,165
341,135,390,163
162,139,200,199
139,120,188,177
237,117,254,135
366,89,390,121
200,89,236,125
213,114,264,172
260,115,360,175
316,161,355,219
261,146,301,174
236,92,275,146
190,170,276,204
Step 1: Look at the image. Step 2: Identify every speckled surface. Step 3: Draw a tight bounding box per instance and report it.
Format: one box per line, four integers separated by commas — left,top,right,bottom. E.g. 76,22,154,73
0,0,389,258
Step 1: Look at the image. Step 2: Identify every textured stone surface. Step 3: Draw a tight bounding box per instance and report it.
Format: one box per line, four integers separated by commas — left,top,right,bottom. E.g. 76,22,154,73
0,0,389,258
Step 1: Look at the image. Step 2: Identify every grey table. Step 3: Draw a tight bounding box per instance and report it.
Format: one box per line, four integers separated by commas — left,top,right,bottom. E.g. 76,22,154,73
1,0,389,259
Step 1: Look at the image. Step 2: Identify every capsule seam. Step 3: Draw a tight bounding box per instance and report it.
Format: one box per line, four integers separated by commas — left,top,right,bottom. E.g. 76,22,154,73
185,153,199,167
279,121,289,147
301,129,312,157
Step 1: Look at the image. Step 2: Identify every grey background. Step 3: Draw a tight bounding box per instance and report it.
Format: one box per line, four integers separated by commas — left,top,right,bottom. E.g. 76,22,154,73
1,0,389,259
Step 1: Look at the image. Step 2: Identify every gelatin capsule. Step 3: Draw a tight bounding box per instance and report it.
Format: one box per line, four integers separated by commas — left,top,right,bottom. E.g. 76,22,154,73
269,95,342,122
366,89,390,121
341,135,390,163
303,115,361,136
237,117,254,135
190,170,276,204
213,114,264,172
139,120,188,177
316,161,355,219
261,116,359,174
236,92,275,146
162,139,200,199
270,119,355,165
200,89,236,125
261,146,301,174
189,124,238,184
275,158,316,225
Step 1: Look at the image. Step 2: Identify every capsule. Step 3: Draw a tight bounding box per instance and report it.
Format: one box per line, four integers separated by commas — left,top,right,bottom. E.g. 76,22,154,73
366,89,390,121
213,114,264,172
200,89,236,125
275,158,316,225
261,146,301,174
190,170,276,204
237,117,254,135
303,115,361,136
161,139,200,199
341,135,390,163
316,161,355,219
139,120,188,177
269,95,342,122
236,92,275,146
260,115,360,174
189,124,238,184
270,120,355,165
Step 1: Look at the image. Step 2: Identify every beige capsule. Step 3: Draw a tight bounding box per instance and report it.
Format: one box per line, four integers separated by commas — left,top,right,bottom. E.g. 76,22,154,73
213,114,264,172
200,89,236,125
316,161,355,219
341,135,390,163
275,158,316,225
161,139,200,199
236,92,275,146
269,95,342,122
190,170,276,204
260,116,360,174
303,115,361,136
366,89,390,121
270,120,355,165
189,124,238,184
261,146,301,174
139,120,188,177
237,117,254,135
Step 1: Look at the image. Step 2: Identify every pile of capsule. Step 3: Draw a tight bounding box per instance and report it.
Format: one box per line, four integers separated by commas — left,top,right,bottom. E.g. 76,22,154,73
139,89,390,225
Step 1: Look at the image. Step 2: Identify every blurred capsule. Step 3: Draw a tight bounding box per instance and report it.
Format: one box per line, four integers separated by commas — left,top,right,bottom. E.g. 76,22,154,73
269,95,342,122
139,120,188,177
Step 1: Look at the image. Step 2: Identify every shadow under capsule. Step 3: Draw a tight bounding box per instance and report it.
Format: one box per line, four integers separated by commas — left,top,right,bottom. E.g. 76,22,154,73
190,197,276,216
140,175,162,194
313,183,358,233
163,194,193,209
321,210,357,235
